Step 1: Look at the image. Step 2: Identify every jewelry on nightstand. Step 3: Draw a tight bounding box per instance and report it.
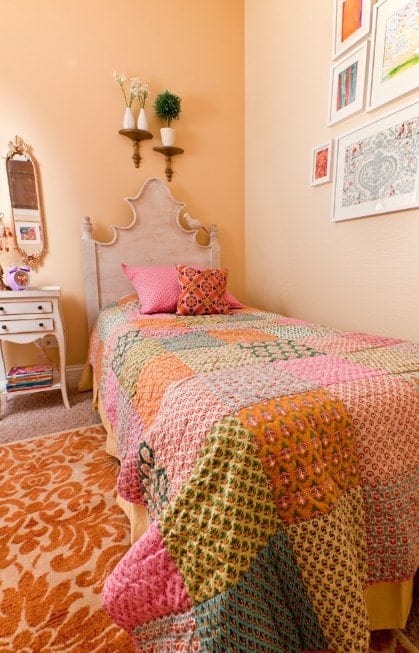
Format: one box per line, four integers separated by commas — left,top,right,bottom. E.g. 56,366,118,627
0,213,14,252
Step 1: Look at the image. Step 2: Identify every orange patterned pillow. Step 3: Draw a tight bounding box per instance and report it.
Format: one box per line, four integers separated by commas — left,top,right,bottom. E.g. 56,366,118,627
176,265,231,315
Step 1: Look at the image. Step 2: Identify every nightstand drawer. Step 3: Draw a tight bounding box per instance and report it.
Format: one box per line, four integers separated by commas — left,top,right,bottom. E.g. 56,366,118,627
0,318,54,334
0,301,53,315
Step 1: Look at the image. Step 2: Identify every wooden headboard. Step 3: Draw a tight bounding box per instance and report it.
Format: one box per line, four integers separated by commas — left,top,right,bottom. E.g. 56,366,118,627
81,177,221,332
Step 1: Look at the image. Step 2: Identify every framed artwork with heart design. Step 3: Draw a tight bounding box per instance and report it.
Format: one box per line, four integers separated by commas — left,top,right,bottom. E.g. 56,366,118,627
331,100,418,221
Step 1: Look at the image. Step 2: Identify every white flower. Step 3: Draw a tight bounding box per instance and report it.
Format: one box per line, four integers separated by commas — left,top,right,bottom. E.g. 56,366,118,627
129,77,141,107
136,83,149,108
113,71,126,85
113,70,130,107
113,71,149,109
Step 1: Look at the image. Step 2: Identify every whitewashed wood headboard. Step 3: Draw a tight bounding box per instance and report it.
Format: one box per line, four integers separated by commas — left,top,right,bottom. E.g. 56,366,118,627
81,177,220,332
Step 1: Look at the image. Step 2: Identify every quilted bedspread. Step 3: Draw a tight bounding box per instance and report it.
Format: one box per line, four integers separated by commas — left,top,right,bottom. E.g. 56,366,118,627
88,298,419,653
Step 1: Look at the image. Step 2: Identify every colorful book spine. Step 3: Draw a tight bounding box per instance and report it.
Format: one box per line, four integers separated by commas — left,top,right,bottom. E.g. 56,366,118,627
6,379,53,391
7,364,53,379
6,364,53,391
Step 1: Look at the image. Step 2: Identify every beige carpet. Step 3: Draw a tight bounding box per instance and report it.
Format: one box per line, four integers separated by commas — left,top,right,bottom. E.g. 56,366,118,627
0,426,135,652
0,388,102,445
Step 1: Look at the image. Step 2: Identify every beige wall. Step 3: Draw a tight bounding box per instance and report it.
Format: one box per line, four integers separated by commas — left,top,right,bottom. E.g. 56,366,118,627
0,0,244,366
245,1,418,341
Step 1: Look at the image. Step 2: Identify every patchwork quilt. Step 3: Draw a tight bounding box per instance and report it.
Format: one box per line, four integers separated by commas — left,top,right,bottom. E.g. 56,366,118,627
88,298,419,653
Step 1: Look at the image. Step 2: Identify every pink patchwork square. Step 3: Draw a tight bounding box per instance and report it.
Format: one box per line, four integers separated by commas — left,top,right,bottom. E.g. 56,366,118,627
102,522,192,630
275,355,386,385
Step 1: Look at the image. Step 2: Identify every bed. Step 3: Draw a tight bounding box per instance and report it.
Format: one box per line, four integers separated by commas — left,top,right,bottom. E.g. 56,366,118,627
81,177,418,653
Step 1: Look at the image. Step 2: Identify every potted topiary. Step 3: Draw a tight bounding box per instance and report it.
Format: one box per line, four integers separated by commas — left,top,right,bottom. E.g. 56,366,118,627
153,90,182,146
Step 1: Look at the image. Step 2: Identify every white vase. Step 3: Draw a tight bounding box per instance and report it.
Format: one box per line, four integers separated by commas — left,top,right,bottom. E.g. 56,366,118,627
137,107,149,131
160,127,176,146
123,107,135,129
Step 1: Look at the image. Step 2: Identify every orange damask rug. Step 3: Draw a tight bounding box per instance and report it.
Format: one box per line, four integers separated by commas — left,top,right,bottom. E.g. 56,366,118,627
0,425,135,652
0,426,417,652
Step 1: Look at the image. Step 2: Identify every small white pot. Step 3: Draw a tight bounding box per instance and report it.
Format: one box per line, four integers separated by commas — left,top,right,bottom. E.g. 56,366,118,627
123,107,135,129
137,108,149,131
160,127,176,146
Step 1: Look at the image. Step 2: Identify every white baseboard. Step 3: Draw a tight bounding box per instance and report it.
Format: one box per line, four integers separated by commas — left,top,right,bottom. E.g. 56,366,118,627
65,365,86,390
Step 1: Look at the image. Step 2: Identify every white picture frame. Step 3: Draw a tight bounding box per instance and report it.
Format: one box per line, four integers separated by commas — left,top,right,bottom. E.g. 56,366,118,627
310,141,333,186
331,100,419,221
328,41,369,126
15,221,42,246
332,0,372,59
367,0,419,111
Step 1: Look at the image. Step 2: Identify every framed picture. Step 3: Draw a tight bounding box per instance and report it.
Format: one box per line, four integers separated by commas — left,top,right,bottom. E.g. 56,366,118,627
332,0,372,59
367,0,419,111
15,221,42,246
332,100,418,221
310,141,333,185
328,42,369,125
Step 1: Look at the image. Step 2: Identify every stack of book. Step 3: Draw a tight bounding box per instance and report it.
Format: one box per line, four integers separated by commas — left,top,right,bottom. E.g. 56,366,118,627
6,364,53,392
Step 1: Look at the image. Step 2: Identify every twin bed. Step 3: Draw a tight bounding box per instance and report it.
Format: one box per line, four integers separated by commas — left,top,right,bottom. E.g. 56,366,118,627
81,177,418,653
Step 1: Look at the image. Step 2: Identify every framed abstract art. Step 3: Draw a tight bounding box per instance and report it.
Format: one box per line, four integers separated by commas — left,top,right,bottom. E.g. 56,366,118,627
367,0,419,111
310,142,333,186
331,100,418,221
328,41,369,125
332,0,372,59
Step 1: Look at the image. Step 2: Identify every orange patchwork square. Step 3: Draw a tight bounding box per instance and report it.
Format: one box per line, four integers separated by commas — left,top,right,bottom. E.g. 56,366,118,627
135,353,194,428
236,389,359,524
133,316,179,329
208,328,278,344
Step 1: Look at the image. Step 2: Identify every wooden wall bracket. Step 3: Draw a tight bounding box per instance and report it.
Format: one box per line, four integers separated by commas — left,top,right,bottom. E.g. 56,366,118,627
119,129,153,168
153,146,184,181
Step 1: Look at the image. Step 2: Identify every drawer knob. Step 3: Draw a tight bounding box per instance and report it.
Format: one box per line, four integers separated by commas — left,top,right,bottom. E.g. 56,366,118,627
38,322,44,328
37,305,43,311
1,324,6,330
0,306,4,311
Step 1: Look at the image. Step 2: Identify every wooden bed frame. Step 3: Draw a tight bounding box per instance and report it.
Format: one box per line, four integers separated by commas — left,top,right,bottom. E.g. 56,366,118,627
81,177,221,333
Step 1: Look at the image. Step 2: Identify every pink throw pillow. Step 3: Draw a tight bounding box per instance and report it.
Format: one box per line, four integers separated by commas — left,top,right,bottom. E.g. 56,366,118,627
225,291,245,309
176,265,231,316
122,264,180,314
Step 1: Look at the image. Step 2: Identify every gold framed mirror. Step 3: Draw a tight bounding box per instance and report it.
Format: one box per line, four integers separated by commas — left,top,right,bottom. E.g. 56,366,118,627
5,136,46,269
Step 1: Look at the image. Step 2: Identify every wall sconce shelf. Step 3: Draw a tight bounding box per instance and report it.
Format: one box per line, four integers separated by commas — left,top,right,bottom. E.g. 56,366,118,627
119,129,153,168
153,146,184,182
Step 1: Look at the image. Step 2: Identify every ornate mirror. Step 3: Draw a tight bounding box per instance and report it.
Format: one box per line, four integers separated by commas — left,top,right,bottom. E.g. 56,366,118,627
5,136,46,269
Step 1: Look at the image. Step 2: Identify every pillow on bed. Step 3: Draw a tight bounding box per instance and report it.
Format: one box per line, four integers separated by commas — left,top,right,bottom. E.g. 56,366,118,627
122,263,244,314
176,265,231,315
225,291,245,309
121,264,179,314
180,265,244,309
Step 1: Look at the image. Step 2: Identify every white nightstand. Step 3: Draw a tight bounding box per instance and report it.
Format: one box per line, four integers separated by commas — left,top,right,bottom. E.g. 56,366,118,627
0,286,70,415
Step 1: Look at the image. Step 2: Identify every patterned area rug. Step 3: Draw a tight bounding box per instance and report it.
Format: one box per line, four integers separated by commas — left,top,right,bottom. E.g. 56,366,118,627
0,426,417,652
0,425,135,652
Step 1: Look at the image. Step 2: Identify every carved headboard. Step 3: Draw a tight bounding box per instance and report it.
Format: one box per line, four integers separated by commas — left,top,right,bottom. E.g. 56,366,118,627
81,177,220,332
